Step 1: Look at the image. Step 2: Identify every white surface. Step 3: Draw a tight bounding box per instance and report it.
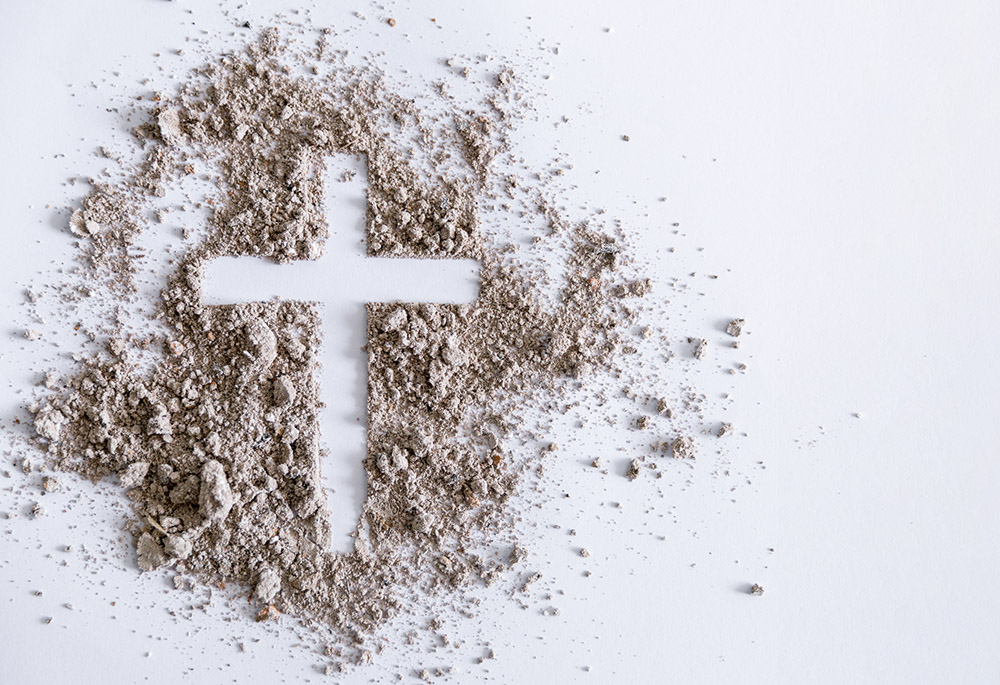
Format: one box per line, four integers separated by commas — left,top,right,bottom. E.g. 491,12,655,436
1,1,999,683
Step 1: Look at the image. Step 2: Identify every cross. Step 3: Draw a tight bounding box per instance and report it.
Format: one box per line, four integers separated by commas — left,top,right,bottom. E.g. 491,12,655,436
201,160,480,554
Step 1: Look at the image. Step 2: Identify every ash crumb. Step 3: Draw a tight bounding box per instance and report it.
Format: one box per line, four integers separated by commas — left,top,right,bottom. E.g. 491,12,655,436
693,338,708,360
656,398,672,418
726,318,746,337
717,423,734,438
579,548,591,558
615,278,652,298
156,108,184,145
635,416,650,430
69,209,89,237
254,568,281,603
106,338,126,357
32,406,64,443
508,544,528,566
749,583,765,596
520,572,542,593
119,461,149,490
163,534,192,560
136,532,166,572
42,371,60,391
671,437,695,460
24,329,41,341
30,502,45,519
271,376,296,406
626,458,641,480
198,460,234,522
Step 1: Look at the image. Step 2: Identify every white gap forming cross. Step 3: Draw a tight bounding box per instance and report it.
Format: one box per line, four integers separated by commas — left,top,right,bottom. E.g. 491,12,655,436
201,158,480,554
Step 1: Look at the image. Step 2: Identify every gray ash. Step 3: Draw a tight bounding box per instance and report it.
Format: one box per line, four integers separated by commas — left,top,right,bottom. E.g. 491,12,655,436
24,27,646,646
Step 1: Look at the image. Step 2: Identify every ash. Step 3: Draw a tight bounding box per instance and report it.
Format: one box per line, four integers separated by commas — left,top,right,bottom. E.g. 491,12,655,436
25,28,649,649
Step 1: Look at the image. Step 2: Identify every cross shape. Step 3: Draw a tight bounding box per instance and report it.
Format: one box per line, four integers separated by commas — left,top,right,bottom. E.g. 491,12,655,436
201,165,479,554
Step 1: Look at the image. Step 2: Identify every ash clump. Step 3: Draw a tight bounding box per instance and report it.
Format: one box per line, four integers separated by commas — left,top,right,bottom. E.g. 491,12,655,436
26,27,647,645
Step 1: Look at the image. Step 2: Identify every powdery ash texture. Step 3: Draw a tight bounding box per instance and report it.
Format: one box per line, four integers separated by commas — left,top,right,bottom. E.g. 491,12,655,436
27,28,647,647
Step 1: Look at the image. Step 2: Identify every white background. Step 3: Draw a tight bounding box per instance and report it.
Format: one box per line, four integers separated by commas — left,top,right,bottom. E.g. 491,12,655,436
2,1,1000,683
